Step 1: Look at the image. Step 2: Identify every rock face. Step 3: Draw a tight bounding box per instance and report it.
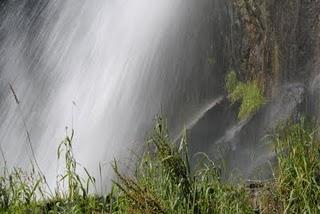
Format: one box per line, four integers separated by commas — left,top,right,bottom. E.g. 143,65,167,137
188,83,306,180
188,0,320,181
232,0,320,86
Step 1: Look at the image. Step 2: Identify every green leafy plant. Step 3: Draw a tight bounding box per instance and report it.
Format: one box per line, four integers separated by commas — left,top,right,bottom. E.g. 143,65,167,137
226,70,265,120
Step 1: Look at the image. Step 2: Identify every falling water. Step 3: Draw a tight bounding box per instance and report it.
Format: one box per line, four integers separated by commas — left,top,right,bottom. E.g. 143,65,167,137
0,0,230,188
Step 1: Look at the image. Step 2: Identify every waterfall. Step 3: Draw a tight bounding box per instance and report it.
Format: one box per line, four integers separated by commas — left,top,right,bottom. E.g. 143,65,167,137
0,0,230,188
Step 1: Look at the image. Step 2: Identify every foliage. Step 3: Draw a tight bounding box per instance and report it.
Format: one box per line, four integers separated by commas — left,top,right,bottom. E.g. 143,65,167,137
1,118,320,213
226,70,239,94
273,120,320,213
0,167,45,213
0,130,111,214
113,117,253,213
57,128,95,201
226,70,265,120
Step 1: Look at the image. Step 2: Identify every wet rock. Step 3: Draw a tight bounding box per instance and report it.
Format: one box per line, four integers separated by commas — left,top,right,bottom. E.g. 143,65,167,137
188,83,306,181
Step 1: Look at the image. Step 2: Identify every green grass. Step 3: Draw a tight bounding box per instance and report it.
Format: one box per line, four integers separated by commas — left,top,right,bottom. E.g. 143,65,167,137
0,128,109,214
112,117,252,213
274,119,320,213
0,117,320,213
226,70,265,120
